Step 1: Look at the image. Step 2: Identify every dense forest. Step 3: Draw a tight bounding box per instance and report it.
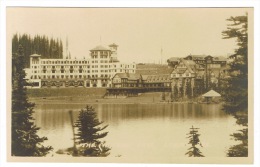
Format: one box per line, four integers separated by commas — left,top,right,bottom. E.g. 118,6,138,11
12,33,63,67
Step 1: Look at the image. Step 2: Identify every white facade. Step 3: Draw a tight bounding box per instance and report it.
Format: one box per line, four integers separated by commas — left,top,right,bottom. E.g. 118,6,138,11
26,44,136,88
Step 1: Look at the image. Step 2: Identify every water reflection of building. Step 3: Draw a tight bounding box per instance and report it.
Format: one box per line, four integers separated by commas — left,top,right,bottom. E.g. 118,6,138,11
25,44,136,88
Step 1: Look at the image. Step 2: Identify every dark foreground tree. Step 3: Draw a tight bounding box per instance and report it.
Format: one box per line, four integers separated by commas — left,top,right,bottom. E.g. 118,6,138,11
227,128,248,157
185,126,204,157
74,105,110,157
12,45,53,156
222,14,248,157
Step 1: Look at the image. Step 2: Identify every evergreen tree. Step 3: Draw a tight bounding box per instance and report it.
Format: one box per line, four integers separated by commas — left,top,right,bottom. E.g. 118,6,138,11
12,45,53,156
161,92,166,101
173,84,178,101
74,105,110,157
179,86,184,100
185,126,204,157
12,33,64,67
193,80,201,98
227,128,248,157
200,79,205,95
222,14,248,113
209,82,217,91
12,34,19,54
59,39,63,59
222,14,248,157
186,79,192,100
170,91,174,102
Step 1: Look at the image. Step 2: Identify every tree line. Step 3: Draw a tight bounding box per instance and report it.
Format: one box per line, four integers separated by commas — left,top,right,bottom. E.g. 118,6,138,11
12,33,63,68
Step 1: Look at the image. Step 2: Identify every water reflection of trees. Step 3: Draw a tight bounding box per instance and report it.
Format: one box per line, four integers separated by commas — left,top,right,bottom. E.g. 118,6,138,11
34,104,85,130
34,103,228,130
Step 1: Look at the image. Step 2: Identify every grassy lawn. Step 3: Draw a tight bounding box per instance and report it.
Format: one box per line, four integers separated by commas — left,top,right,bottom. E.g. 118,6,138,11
27,87,107,97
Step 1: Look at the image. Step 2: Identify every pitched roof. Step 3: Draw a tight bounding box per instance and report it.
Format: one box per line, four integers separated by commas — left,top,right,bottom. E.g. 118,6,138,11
172,59,196,74
128,73,141,80
183,60,196,73
213,56,227,62
114,73,128,78
113,73,141,80
90,45,110,51
136,64,172,75
202,90,221,97
143,74,171,82
174,68,186,74
185,55,206,60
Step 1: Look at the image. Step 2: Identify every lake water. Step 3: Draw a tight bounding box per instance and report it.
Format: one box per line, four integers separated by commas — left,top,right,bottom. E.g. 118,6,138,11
33,103,240,161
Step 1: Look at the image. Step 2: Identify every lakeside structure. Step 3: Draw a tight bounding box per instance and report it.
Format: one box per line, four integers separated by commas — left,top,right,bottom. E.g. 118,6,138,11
25,44,136,88
24,43,228,99
106,55,228,97
169,55,228,98
106,73,172,97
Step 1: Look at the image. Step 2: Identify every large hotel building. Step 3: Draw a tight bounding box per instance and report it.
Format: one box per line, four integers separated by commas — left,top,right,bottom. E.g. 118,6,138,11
25,43,136,88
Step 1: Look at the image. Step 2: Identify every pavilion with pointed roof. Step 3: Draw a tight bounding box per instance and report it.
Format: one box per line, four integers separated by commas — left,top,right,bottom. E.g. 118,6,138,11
202,89,221,103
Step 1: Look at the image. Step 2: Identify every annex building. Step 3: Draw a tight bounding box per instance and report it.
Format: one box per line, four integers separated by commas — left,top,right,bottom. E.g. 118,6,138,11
169,55,228,98
106,55,228,98
25,44,136,88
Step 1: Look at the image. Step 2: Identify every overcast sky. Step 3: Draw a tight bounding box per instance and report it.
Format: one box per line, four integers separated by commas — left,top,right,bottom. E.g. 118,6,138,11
7,8,251,64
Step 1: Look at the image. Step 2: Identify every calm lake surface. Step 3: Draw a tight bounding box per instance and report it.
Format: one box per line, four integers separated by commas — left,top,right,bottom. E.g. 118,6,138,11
33,103,240,160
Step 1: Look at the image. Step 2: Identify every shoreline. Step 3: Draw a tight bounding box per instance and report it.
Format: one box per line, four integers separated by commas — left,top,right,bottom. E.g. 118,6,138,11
27,89,220,105
27,88,222,105
29,95,217,105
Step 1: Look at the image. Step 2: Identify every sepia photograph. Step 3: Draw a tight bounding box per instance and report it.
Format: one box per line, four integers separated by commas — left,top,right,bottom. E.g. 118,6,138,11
4,6,255,165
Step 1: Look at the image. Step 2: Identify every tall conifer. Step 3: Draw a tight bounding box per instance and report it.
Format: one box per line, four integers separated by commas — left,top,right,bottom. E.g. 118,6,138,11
74,105,110,157
222,14,248,157
185,126,204,157
12,45,53,156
